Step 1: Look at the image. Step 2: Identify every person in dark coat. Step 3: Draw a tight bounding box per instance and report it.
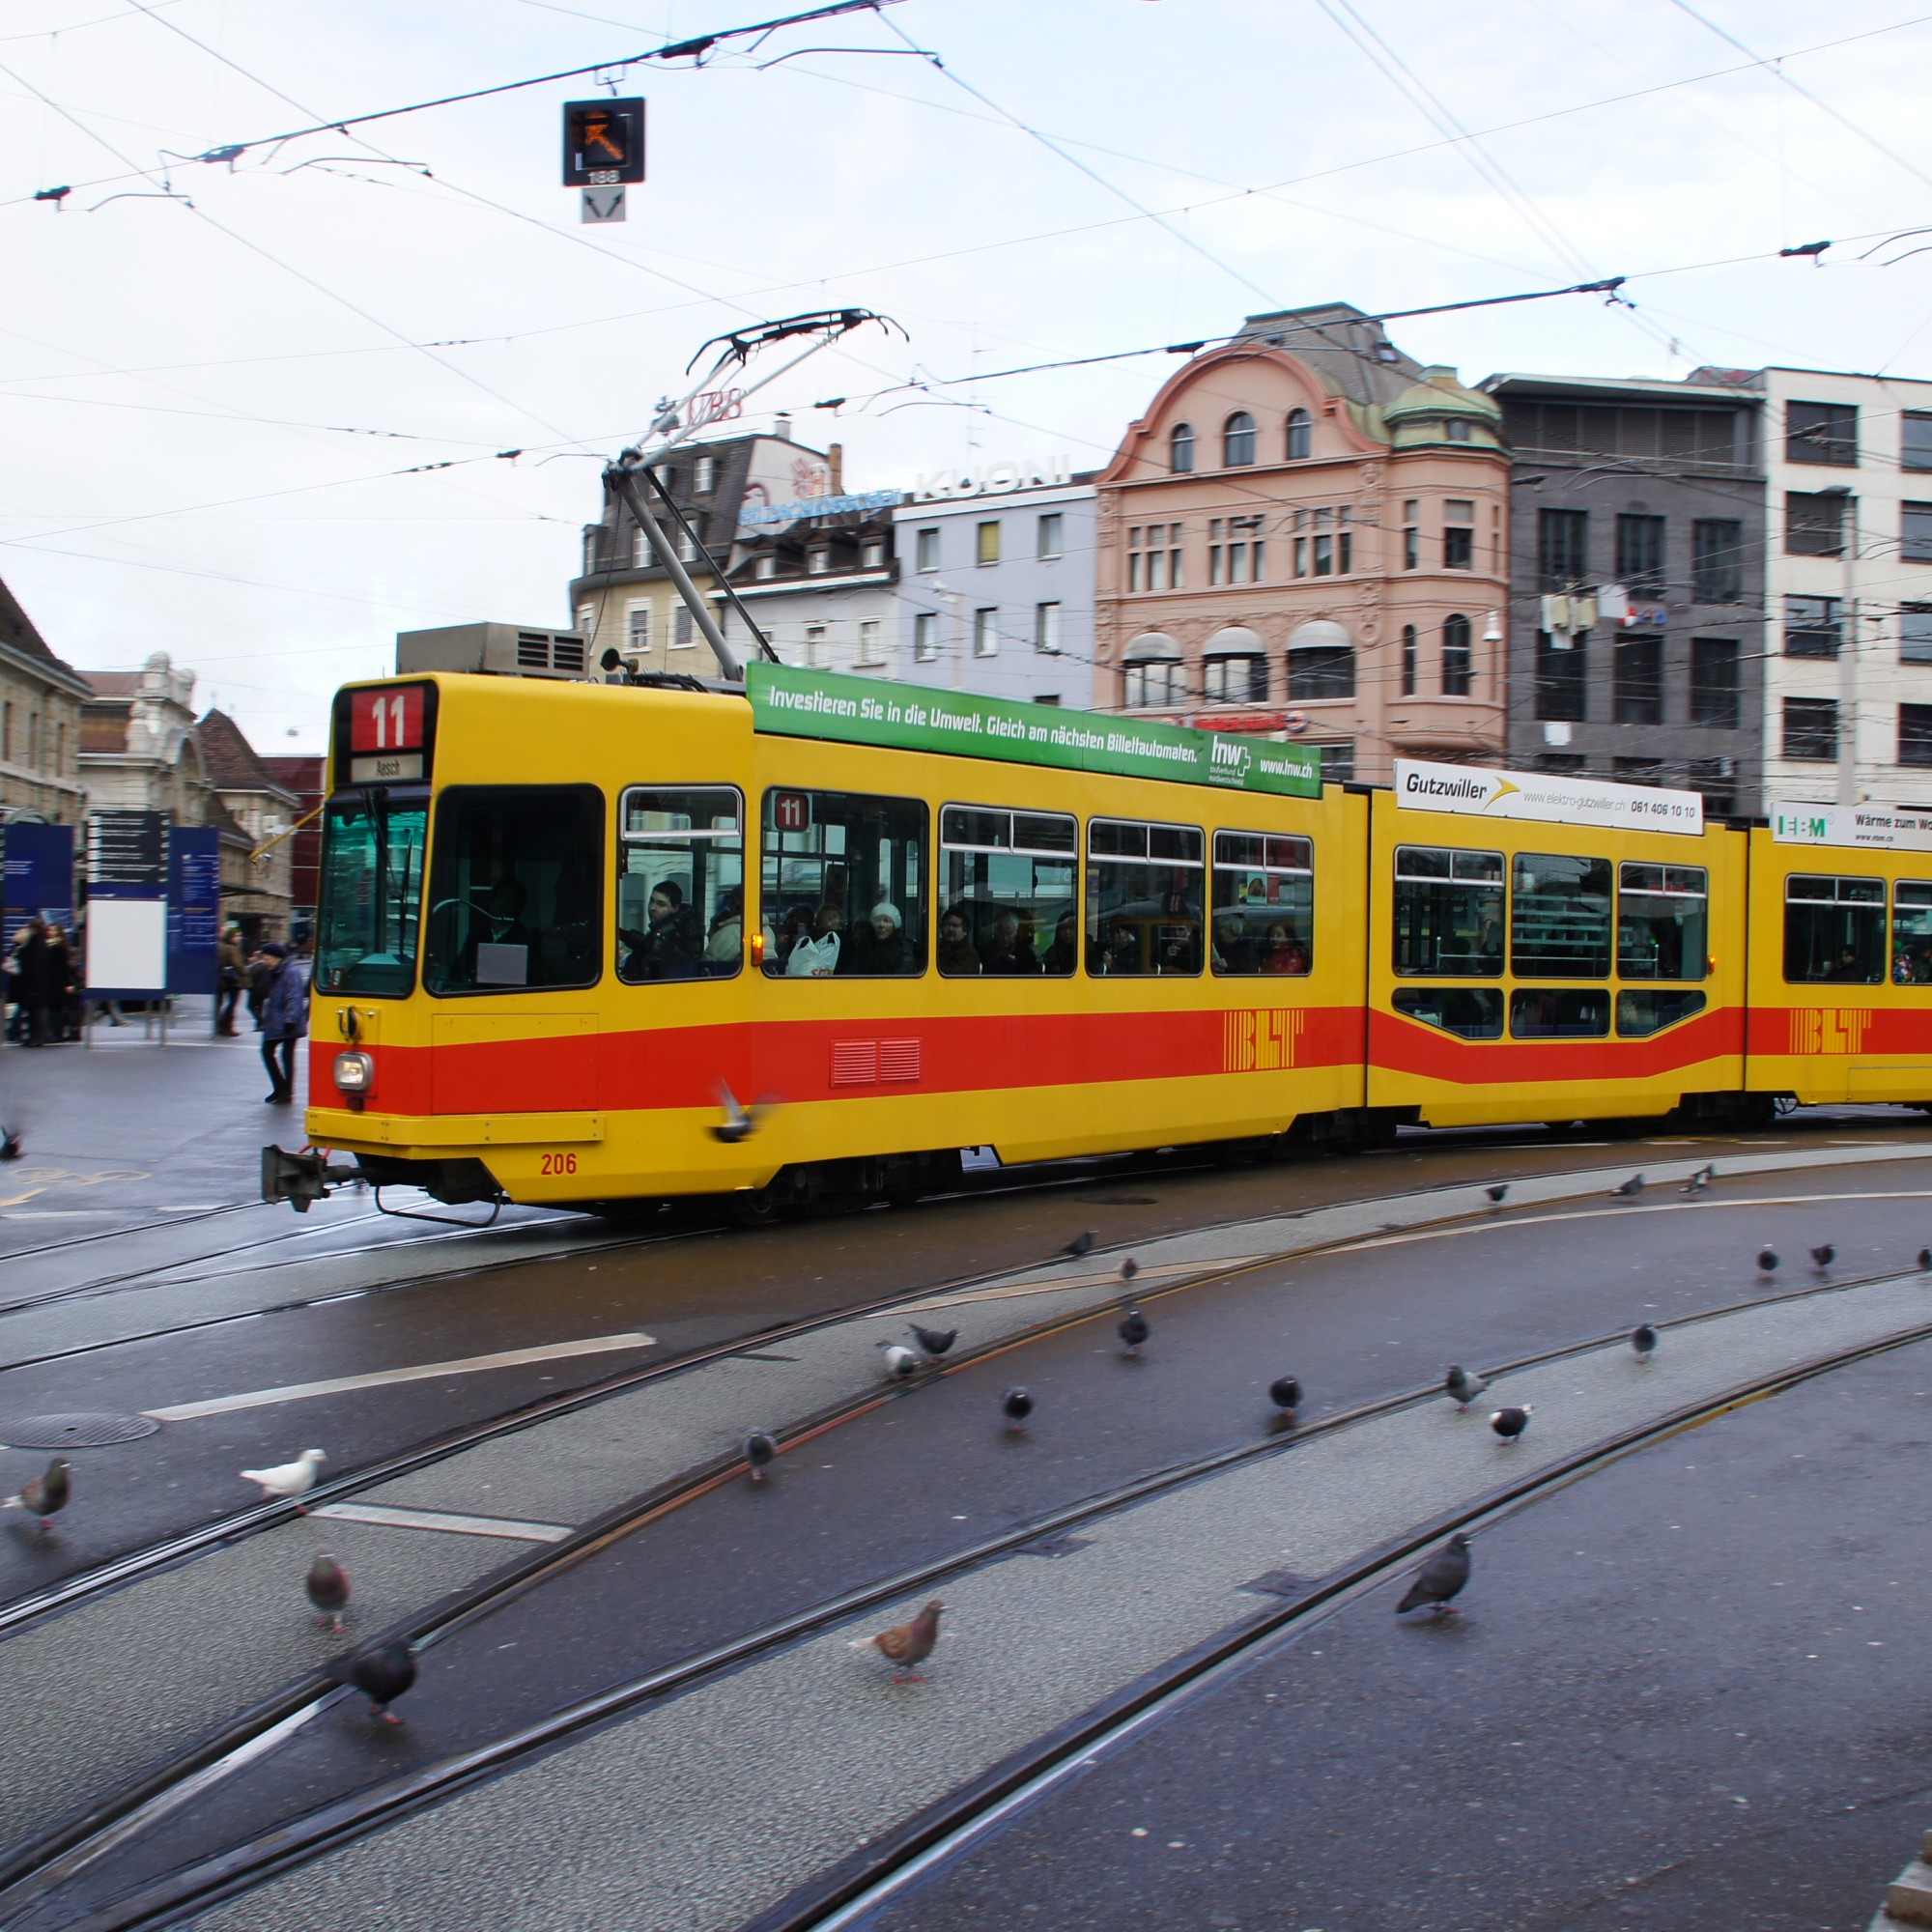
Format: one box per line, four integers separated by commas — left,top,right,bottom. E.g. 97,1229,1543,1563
11,920,58,1047
257,942,308,1104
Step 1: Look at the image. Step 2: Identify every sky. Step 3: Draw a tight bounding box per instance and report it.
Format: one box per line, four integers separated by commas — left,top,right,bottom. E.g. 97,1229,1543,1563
2,0,1930,753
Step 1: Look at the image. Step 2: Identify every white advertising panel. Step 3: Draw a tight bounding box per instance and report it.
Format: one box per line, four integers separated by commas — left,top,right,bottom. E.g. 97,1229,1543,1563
1772,804,1932,852
85,896,167,993
1393,759,1704,836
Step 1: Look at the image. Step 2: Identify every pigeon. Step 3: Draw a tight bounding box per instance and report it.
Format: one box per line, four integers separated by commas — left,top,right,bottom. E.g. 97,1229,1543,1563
1396,1532,1471,1616
744,1430,778,1482
1062,1229,1098,1261
1490,1405,1533,1443
1683,1163,1714,1196
1120,1256,1139,1283
849,1599,945,1683
708,1082,772,1145
1632,1322,1659,1363
305,1554,351,1633
1268,1375,1302,1423
1810,1243,1835,1271
1445,1365,1490,1412
1484,1183,1509,1206
1001,1386,1034,1431
1117,1306,1150,1354
333,1640,416,1723
0,1126,20,1161
1757,1247,1779,1275
1919,1247,1931,1272
241,1448,327,1509
2,1457,70,1532
1610,1173,1645,1199
877,1342,920,1380
908,1323,957,1359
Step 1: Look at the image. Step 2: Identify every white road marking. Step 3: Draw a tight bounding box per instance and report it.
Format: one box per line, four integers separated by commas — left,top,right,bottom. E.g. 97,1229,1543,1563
141,1331,656,1422
312,1501,572,1543
896,1257,1267,1317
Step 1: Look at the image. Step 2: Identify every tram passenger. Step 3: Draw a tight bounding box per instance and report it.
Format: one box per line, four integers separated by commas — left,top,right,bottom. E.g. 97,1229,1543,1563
1040,912,1080,975
787,902,843,977
1260,923,1309,974
1211,912,1258,974
844,902,909,975
937,907,980,975
1096,919,1141,975
704,890,744,974
981,910,1040,974
618,880,701,981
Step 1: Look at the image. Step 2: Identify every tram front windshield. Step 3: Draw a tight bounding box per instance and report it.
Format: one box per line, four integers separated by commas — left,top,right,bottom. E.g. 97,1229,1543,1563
315,791,427,997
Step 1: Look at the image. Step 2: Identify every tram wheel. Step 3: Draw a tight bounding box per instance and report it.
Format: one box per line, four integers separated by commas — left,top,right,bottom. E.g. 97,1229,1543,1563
728,1186,785,1228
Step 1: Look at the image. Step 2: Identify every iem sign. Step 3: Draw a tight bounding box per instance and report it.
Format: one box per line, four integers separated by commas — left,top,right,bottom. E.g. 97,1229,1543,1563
561,99,645,185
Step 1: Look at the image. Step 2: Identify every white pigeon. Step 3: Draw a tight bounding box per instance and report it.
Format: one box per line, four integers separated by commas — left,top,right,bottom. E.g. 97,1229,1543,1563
241,1448,327,1507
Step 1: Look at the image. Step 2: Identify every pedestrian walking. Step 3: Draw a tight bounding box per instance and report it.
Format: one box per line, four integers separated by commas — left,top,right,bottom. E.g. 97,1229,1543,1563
43,923,80,1041
9,919,58,1048
246,941,274,1031
217,926,245,1037
257,941,308,1105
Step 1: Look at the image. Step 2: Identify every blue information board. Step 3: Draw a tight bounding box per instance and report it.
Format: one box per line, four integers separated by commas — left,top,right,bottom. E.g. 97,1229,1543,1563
3,822,75,950
167,826,221,995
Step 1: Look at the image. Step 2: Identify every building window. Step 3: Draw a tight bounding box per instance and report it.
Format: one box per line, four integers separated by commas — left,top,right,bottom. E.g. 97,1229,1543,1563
1288,644,1353,700
677,528,701,564
914,611,940,662
1401,623,1417,696
857,619,883,666
1128,524,1183,593
1535,631,1587,722
916,527,939,572
1786,491,1847,556
1317,743,1355,782
695,455,716,493
1903,704,1932,766
977,521,1001,566
753,554,777,580
1903,606,1932,664
803,624,826,667
1223,411,1257,467
672,608,695,648
1691,519,1743,602
1446,418,1472,443
861,538,886,568
1613,634,1663,724
974,608,999,656
807,547,831,575
1904,502,1932,562
632,526,653,567
1204,655,1268,703
1170,423,1195,473
1538,508,1587,589
1285,409,1312,460
576,603,595,638
1785,594,1842,657
1783,696,1839,761
1036,602,1062,653
1616,514,1666,597
1037,512,1064,559
1123,659,1185,708
1441,612,1473,696
1690,638,1740,727
627,606,651,655
1786,400,1858,467
1905,412,1932,473
1443,527,1474,569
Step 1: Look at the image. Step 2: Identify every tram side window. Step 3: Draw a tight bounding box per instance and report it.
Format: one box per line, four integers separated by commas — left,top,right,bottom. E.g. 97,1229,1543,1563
1893,882,1932,983
615,786,743,982
939,807,1078,976
1087,819,1204,976
761,788,927,978
1512,853,1611,979
1617,862,1709,980
1784,873,1885,984
1392,845,1503,977
1510,986,1610,1038
423,784,604,995
1211,832,1313,976
1392,986,1503,1038
1617,989,1707,1037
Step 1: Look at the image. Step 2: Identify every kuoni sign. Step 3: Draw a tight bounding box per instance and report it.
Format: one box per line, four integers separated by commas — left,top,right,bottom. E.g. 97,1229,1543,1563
747,664,1321,798
1394,758,1704,835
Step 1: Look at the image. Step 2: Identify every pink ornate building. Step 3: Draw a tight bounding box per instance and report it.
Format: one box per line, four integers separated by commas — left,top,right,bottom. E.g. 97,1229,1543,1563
1094,303,1510,781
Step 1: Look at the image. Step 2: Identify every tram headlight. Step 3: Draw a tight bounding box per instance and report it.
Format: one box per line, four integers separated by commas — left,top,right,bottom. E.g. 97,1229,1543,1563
332,1050,375,1094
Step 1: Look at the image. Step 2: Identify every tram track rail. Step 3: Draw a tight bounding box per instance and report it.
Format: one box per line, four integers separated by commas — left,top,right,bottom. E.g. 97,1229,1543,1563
10,1243,1932,1932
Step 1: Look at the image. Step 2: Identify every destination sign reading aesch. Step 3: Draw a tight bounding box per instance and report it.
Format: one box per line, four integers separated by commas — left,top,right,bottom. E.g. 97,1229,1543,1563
1394,758,1704,835
1773,804,1932,852
746,664,1321,799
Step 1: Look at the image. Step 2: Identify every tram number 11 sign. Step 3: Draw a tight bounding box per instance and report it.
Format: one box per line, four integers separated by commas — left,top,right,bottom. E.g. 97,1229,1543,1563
349,685,427,783
771,790,811,834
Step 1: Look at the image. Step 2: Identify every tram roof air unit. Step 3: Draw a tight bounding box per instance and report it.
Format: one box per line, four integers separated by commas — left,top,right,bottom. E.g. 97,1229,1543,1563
395,622,590,681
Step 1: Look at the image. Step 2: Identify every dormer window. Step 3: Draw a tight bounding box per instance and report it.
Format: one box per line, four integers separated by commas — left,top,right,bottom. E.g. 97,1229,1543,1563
754,554,777,579
1286,409,1312,460
807,547,831,574
1223,412,1257,467
1446,418,1472,443
1170,423,1195,473
861,538,885,568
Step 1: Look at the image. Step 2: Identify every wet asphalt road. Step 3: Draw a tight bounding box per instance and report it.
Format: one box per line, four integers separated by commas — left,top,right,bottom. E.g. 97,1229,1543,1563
42,1150,1932,1921
852,1332,1932,1932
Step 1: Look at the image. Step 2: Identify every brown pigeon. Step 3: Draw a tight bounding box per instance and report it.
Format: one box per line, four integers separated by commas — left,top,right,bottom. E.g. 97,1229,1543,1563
3,1457,70,1533
850,1599,946,1682
306,1554,351,1633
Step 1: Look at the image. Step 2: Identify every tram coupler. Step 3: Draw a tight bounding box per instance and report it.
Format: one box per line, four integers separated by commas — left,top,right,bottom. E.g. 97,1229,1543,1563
262,1145,360,1213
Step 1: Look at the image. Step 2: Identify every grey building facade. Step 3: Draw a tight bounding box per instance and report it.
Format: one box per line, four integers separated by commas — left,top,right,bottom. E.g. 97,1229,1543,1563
1482,374,1767,817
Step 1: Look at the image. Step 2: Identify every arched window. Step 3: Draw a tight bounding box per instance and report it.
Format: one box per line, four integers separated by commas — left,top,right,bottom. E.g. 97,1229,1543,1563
1442,613,1473,696
1170,422,1195,473
1286,619,1355,700
1203,627,1269,703
1285,409,1312,460
1223,411,1256,467
1122,632,1185,710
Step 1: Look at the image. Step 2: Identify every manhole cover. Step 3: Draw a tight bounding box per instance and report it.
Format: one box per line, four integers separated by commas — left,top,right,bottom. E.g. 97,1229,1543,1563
0,1412,159,1449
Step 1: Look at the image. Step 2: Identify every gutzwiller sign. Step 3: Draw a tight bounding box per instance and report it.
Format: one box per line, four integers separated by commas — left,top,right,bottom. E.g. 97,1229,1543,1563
1394,758,1704,834
747,664,1321,798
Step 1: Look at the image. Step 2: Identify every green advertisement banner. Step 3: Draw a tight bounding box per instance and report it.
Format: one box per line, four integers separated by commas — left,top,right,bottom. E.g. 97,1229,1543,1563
745,663,1321,799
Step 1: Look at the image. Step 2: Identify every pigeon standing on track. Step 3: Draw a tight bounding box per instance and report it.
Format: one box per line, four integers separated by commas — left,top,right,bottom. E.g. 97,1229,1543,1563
0,1125,20,1161
305,1554,351,1633
849,1599,945,1683
1610,1173,1646,1200
1120,1256,1139,1284
1397,1532,1471,1616
744,1430,778,1482
1757,1246,1779,1276
333,1641,416,1724
1269,1375,1302,1424
1490,1405,1533,1444
1445,1365,1490,1412
1118,1306,1151,1355
2,1457,70,1533
1683,1164,1714,1196
241,1448,327,1509
877,1341,920,1380
1919,1247,1932,1272
1485,1183,1509,1207
1062,1230,1098,1262
1001,1386,1034,1431
1632,1322,1659,1363
1810,1243,1836,1272
908,1322,957,1360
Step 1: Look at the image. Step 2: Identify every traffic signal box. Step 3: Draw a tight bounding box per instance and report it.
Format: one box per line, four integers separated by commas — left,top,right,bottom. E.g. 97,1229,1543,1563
562,99,646,185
